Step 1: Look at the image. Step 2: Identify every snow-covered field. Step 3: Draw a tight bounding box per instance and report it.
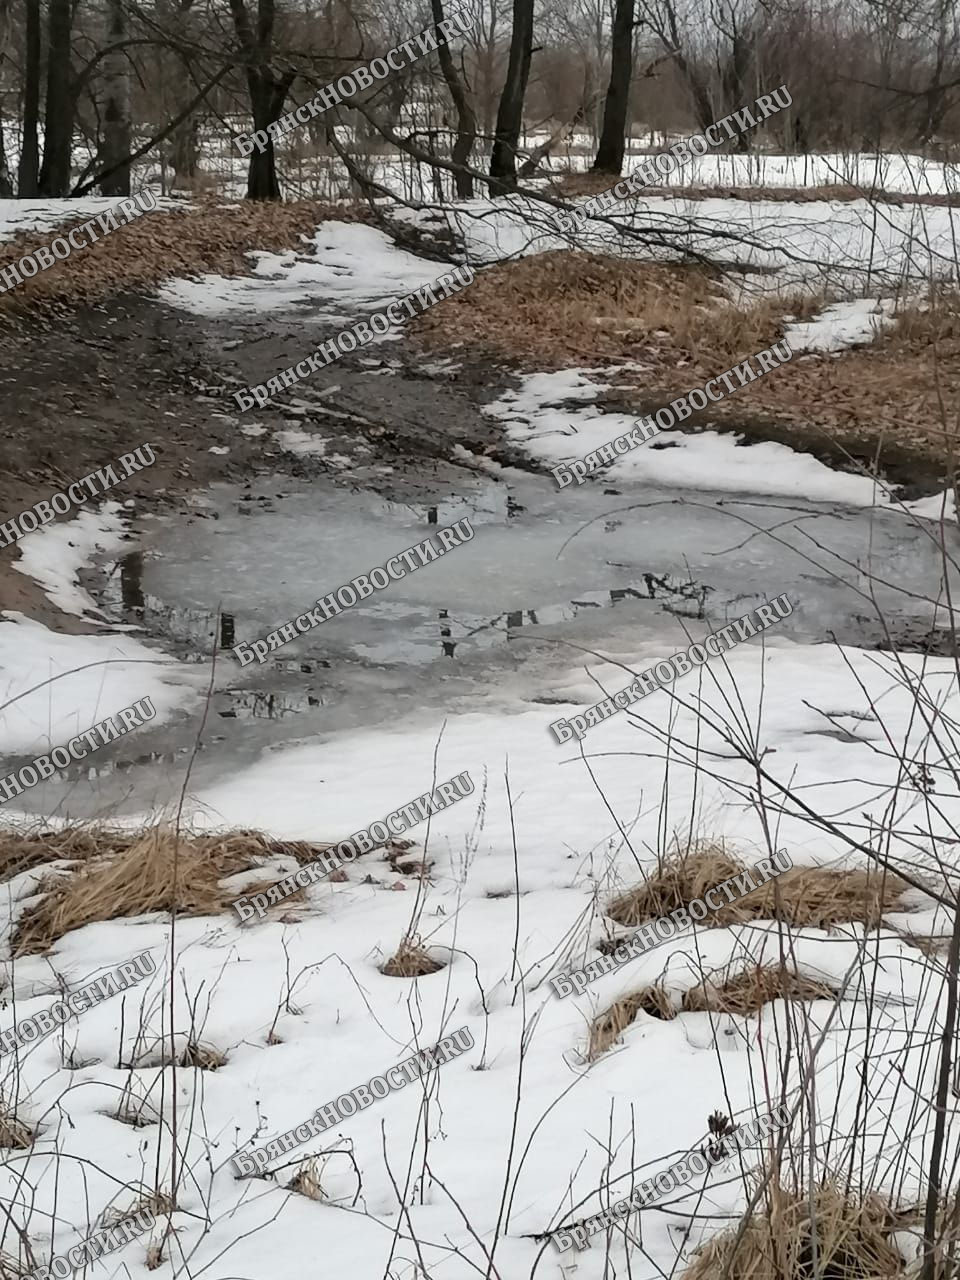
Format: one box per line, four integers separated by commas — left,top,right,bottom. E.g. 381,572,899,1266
2,192,959,1280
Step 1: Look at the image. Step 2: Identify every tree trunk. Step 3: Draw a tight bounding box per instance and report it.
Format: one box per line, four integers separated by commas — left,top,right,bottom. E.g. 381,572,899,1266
228,0,291,201
489,0,533,190
170,118,198,183
245,70,283,199
99,0,131,194
37,0,73,195
0,119,12,197
0,0,12,195
431,0,476,197
720,30,754,153
18,0,41,195
592,0,635,174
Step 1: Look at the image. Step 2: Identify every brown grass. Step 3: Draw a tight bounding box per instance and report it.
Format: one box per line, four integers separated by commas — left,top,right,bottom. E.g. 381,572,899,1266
413,243,960,475
0,1253,29,1280
177,1041,226,1070
413,250,792,371
588,986,677,1057
606,846,910,934
684,1180,912,1280
589,965,841,1058
547,170,960,209
380,937,445,978
125,1038,227,1071
10,826,333,956
682,967,839,1016
288,1160,326,1200
0,1109,34,1150
0,198,371,324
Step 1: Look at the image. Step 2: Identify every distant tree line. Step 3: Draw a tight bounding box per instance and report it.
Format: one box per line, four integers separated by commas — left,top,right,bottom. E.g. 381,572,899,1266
0,0,956,200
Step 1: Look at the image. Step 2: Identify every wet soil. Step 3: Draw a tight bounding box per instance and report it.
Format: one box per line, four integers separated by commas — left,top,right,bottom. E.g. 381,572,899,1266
0,290,521,629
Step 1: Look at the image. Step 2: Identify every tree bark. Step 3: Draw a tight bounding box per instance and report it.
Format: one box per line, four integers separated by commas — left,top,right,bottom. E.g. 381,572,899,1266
37,0,74,196
99,0,131,194
592,0,635,174
170,118,198,183
228,0,292,201
0,0,12,195
489,0,534,191
431,0,476,197
245,70,288,199
18,0,41,195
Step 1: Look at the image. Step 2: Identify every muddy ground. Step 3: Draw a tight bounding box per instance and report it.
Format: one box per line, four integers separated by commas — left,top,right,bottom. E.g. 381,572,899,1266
1,253,952,634
0,290,532,629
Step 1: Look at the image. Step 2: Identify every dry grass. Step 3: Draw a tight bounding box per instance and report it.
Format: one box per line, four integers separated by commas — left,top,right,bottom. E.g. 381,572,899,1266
588,986,677,1057
412,244,960,475
0,1253,29,1280
0,826,136,885
547,169,960,208
606,845,910,934
589,965,841,1058
125,1038,227,1071
682,966,839,1016
380,937,445,978
177,1041,227,1071
0,1109,34,1150
684,1180,912,1280
10,825,333,956
0,198,371,323
288,1159,326,1200
413,249,791,371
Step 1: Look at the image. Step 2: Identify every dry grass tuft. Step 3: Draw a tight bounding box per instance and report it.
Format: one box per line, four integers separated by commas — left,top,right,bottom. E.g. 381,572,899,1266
10,825,331,956
288,1160,326,1200
0,1108,34,1150
607,845,909,934
684,1180,910,1280
588,986,677,1058
177,1041,227,1071
380,937,445,978
413,249,789,372
681,966,839,1017
125,1038,226,1071
0,1252,29,1280
589,965,840,1058
100,1190,172,1231
0,825,135,885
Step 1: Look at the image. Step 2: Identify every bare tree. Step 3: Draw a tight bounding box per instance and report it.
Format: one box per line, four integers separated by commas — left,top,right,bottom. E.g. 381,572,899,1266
37,0,74,195
431,0,477,196
17,0,41,194
489,0,534,188
99,0,132,193
228,0,295,199
593,0,636,173
0,0,14,194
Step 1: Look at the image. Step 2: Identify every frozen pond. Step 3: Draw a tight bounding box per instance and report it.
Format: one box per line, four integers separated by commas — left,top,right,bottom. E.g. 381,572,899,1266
15,464,960,817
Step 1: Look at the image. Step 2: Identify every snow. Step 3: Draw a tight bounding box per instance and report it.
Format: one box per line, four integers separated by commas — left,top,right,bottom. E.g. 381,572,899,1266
0,634,952,1279
484,368,892,505
551,148,960,195
0,194,181,243
13,504,130,619
785,298,897,352
0,615,203,756
273,428,327,456
4,168,960,1280
156,221,446,320
402,193,960,293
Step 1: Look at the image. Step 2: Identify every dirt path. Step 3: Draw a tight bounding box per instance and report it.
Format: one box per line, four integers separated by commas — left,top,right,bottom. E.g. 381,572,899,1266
0,291,521,628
